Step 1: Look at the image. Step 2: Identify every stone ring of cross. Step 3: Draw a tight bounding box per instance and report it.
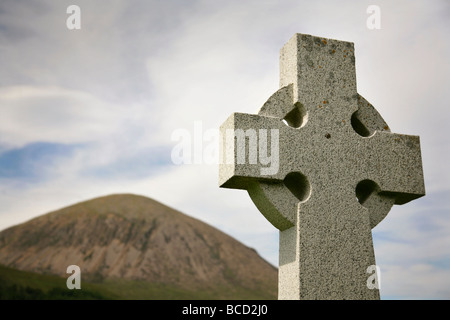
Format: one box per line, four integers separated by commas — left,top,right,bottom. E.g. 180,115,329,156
250,84,399,231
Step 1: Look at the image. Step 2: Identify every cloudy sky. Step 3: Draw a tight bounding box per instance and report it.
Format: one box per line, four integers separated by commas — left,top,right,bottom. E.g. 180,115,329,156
0,0,449,299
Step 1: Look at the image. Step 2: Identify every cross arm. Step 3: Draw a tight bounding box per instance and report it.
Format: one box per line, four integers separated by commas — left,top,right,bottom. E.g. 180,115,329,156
219,112,286,190
361,131,426,204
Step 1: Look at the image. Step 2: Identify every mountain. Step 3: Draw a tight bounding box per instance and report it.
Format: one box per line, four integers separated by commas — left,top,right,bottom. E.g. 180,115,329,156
0,194,277,299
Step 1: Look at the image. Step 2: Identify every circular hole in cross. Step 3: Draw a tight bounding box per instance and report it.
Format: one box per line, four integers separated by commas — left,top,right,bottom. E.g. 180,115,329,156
283,172,311,202
351,111,371,137
282,103,308,128
355,179,379,205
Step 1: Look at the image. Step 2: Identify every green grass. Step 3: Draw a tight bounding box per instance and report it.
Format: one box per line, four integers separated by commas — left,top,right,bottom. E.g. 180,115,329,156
99,278,275,300
0,265,275,300
0,264,116,300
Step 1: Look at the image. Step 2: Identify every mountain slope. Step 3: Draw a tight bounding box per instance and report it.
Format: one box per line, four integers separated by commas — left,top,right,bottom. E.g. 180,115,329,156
0,194,277,299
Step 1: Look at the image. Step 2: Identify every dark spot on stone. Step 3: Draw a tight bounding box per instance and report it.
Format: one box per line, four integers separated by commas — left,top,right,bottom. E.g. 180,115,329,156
326,72,335,87
383,125,389,130
305,55,314,67
325,133,331,139
302,34,313,52
329,49,336,54
314,37,323,47
322,39,327,45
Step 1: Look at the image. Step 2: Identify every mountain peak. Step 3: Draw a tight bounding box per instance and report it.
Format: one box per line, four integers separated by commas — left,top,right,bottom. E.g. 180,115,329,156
47,193,182,221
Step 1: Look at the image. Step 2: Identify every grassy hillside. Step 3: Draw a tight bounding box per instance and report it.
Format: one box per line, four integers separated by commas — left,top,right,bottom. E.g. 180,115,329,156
0,264,275,300
0,264,116,299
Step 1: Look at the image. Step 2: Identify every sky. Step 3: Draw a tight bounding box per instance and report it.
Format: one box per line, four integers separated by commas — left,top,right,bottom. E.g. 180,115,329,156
0,0,449,299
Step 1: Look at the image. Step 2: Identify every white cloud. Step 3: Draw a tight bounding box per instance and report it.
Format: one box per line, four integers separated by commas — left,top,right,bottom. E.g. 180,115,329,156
0,86,125,147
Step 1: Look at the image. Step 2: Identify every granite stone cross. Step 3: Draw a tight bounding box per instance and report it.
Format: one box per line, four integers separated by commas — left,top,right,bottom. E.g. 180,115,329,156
219,33,425,300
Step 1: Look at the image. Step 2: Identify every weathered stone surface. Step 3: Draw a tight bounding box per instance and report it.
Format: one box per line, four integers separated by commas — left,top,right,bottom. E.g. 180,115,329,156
219,33,425,299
